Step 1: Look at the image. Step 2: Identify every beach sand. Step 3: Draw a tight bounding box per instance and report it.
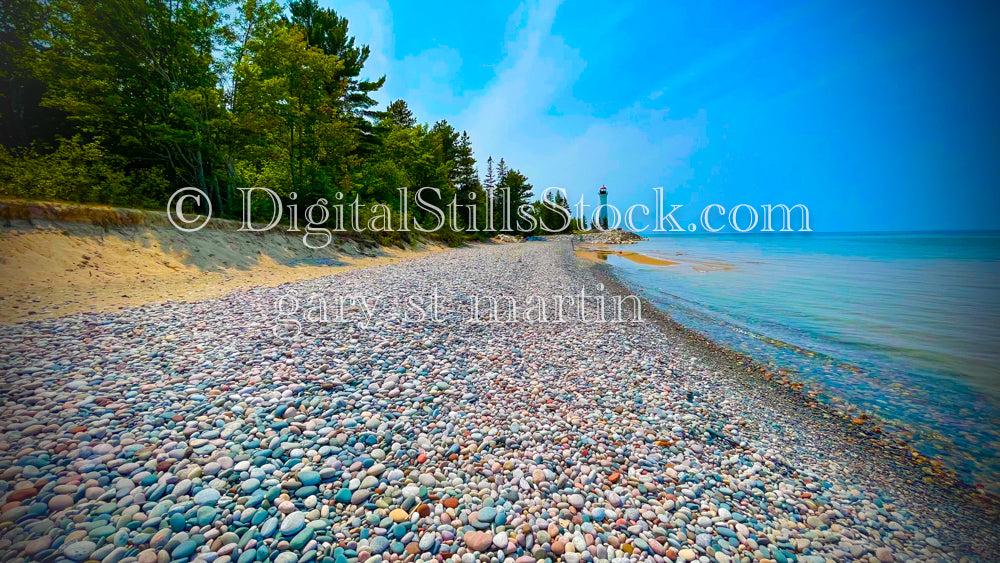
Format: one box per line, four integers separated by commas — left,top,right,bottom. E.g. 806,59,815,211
0,238,997,562
0,224,444,323
574,248,678,266
574,243,734,272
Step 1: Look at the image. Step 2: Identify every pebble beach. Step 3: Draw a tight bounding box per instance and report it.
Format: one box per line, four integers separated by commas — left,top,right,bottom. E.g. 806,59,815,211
1,240,998,563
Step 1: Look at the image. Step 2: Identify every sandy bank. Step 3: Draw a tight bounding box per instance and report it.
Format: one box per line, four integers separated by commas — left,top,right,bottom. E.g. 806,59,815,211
0,200,445,323
574,242,733,271
574,248,678,266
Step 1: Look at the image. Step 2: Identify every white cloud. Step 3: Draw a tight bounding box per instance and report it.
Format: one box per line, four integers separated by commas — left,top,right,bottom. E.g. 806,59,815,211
499,105,708,211
329,0,394,103
456,0,583,145
332,0,708,211
449,0,707,208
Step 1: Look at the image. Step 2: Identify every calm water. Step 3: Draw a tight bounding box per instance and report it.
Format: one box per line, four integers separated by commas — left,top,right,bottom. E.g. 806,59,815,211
600,232,1000,492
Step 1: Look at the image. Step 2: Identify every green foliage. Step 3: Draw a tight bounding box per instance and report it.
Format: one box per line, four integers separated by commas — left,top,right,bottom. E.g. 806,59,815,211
0,136,168,207
498,169,534,235
0,0,559,240
536,189,574,234
384,100,416,129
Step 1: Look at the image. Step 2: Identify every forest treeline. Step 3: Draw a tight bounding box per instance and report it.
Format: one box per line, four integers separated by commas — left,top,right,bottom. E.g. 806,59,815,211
0,0,583,240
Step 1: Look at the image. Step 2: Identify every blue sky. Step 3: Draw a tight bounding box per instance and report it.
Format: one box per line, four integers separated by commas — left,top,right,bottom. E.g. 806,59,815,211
330,0,998,232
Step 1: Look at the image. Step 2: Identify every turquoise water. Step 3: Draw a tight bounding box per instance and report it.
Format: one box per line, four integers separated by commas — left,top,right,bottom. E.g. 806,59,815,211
600,232,1000,492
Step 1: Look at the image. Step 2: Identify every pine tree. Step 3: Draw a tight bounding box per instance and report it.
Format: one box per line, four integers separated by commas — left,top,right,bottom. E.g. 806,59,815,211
484,156,495,194
456,131,479,192
431,120,460,186
500,169,534,235
287,0,385,160
288,0,385,116
385,99,416,128
493,158,507,231
482,156,496,232
538,189,572,233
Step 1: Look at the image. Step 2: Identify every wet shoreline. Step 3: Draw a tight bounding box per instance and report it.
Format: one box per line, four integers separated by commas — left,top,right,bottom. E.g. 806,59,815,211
579,241,1000,556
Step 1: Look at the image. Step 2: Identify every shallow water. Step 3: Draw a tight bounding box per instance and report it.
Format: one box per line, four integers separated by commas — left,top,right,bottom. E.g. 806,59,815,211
600,232,1000,492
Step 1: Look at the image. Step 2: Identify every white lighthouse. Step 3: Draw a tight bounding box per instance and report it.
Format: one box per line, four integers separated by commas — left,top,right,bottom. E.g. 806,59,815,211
599,185,608,229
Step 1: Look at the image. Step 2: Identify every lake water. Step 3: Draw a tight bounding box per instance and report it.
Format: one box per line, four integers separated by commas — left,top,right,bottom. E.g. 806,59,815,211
598,232,1000,493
